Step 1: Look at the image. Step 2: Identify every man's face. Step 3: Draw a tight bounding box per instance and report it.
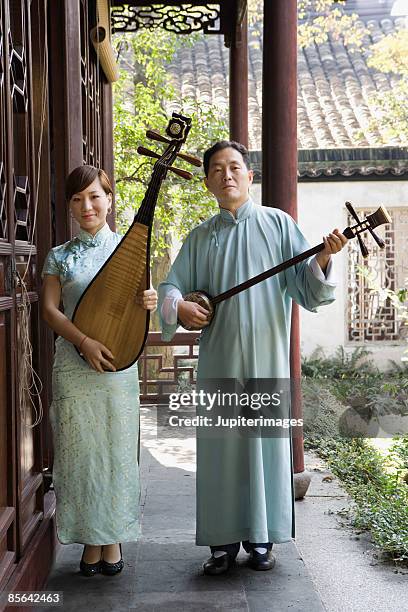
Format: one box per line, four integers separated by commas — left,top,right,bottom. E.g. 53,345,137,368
204,147,254,209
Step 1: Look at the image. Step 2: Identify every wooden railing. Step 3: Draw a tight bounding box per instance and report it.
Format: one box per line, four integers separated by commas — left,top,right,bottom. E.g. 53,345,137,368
139,331,200,403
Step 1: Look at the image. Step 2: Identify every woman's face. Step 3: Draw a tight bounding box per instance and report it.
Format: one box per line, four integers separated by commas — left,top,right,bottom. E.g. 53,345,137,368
70,176,112,235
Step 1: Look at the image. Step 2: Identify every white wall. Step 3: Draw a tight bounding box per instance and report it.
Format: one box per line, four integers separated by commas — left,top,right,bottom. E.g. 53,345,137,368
250,180,408,369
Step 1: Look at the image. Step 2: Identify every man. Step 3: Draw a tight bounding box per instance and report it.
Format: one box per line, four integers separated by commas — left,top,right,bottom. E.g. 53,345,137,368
158,141,347,575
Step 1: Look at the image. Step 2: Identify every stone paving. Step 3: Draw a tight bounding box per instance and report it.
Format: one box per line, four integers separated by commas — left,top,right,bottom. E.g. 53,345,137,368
42,406,324,611
41,405,408,611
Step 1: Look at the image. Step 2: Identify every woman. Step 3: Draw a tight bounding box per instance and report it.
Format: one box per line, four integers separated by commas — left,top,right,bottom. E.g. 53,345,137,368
41,165,157,576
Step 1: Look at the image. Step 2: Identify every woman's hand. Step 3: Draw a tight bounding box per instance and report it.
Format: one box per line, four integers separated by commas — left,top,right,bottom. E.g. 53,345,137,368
135,288,158,311
80,337,116,373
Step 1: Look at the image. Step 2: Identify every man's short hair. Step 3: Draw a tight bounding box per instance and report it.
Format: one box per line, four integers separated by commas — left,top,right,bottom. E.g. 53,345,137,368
203,141,251,177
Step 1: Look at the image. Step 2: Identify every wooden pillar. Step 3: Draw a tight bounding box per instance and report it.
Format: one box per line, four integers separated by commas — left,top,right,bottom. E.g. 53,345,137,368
31,0,54,476
229,10,248,147
262,1,305,477
101,82,116,230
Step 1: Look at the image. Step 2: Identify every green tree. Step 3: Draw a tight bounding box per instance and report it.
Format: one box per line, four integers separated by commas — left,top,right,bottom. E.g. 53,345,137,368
355,26,408,354
366,29,408,143
248,0,365,47
112,2,366,269
112,30,228,328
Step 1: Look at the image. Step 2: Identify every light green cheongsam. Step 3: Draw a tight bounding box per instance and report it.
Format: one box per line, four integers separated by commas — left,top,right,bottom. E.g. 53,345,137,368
159,199,337,546
42,223,140,545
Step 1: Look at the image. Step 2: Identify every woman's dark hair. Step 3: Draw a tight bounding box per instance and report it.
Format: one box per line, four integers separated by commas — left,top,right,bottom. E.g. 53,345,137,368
203,141,251,177
65,165,113,201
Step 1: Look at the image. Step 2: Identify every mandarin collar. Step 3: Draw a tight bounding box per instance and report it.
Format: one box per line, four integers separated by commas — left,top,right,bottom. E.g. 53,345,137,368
219,198,253,224
76,223,112,246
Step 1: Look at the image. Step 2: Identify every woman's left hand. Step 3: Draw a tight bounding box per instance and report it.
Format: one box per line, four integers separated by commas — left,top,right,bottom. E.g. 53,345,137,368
135,288,158,311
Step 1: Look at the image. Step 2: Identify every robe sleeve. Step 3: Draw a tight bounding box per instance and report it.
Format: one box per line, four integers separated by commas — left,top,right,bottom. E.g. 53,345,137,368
158,237,193,341
41,248,60,278
281,213,337,312
309,256,335,283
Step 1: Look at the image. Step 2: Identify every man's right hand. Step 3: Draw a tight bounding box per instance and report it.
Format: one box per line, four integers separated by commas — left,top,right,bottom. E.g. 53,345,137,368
177,299,210,330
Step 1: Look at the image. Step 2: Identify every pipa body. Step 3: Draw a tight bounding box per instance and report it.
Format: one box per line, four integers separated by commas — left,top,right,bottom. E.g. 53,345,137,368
72,221,151,371
72,113,193,370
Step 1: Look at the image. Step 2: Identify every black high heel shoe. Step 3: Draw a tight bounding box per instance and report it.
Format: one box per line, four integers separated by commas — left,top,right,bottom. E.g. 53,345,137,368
101,543,124,576
79,546,102,577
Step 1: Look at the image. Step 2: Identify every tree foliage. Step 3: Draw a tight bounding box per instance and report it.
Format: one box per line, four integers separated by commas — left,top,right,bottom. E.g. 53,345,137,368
248,0,365,47
366,29,408,143
368,29,408,77
112,30,228,261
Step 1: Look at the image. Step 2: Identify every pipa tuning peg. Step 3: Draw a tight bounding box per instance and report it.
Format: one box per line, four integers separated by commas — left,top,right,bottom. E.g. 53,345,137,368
146,129,170,145
137,146,193,180
170,167,193,180
146,130,202,167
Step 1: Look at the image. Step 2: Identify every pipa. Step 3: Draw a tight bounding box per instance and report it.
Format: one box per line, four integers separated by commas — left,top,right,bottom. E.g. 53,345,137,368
72,112,200,370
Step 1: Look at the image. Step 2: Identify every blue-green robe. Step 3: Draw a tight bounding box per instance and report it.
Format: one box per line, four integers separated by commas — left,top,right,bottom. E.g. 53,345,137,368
159,199,336,545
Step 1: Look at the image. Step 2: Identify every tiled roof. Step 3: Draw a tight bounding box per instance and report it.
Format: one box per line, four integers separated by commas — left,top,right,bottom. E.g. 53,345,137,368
307,0,396,20
249,148,408,181
166,15,406,151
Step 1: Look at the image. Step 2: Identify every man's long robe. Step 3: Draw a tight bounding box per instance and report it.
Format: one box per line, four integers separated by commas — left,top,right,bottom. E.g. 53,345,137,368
158,199,336,546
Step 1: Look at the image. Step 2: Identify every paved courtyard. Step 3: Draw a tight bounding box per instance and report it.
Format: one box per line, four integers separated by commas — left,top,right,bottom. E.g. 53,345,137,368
42,406,408,611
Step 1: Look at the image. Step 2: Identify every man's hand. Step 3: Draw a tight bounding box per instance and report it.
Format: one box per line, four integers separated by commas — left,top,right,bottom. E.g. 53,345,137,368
315,228,348,274
177,299,210,329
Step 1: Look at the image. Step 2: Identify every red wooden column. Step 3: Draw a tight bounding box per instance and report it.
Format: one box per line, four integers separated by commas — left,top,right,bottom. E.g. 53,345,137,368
262,1,309,495
229,10,248,147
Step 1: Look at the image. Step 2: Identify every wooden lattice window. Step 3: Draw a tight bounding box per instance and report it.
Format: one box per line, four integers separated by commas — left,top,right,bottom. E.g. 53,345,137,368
80,0,102,167
347,207,408,343
9,1,31,243
0,0,7,240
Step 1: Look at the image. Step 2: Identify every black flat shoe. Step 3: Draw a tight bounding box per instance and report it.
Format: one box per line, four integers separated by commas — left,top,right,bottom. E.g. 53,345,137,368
101,543,124,576
247,549,276,571
79,547,102,577
203,552,235,576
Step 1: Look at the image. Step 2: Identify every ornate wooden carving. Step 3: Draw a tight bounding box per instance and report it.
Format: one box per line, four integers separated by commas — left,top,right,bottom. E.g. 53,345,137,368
0,1,7,241
111,3,221,34
348,208,408,343
0,0,50,591
80,0,103,166
139,331,199,402
110,0,247,46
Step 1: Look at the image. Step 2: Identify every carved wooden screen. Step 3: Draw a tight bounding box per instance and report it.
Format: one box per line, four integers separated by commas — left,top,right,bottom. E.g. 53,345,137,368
347,208,408,343
0,0,16,589
80,0,102,167
0,0,45,589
